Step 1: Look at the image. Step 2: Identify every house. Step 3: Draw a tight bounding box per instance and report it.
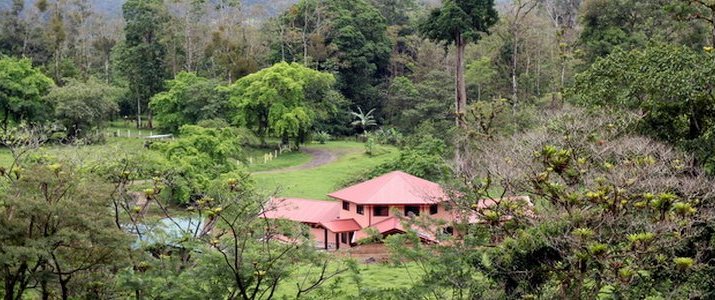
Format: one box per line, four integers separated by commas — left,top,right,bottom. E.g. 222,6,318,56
262,170,528,250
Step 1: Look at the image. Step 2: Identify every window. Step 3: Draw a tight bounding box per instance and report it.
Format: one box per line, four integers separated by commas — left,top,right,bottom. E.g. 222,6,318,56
342,201,350,211
443,226,454,235
374,206,389,217
405,205,420,217
430,204,439,215
340,232,348,244
356,205,364,215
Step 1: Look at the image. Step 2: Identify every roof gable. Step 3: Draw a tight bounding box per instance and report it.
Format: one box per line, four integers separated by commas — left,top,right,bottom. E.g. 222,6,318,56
320,219,362,233
328,171,447,205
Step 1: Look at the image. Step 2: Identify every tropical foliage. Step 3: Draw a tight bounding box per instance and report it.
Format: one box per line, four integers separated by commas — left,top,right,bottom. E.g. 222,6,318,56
0,56,54,131
46,78,123,139
573,44,715,172
150,72,230,133
228,62,337,147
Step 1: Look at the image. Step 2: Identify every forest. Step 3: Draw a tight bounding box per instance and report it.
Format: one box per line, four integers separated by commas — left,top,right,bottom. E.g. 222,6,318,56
2,0,715,299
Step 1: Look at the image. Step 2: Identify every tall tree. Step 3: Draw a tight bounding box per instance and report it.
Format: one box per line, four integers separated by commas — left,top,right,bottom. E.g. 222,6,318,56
542,0,581,103
503,0,540,107
418,0,498,127
227,62,337,147
117,0,170,129
47,0,67,83
150,72,230,133
0,56,54,132
45,78,122,139
273,0,392,114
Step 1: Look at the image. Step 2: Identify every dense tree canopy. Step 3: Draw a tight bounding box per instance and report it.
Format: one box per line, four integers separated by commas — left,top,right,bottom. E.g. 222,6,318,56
228,62,337,147
117,0,170,129
578,0,706,64
46,78,122,139
150,72,230,133
573,44,715,171
273,0,392,113
0,56,54,132
1,161,128,300
150,124,246,203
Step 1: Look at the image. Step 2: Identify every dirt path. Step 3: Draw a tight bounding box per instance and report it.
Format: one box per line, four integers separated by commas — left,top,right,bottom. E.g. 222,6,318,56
252,147,340,174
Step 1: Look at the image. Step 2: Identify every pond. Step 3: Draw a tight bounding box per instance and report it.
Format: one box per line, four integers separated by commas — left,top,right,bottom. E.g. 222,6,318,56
126,217,206,249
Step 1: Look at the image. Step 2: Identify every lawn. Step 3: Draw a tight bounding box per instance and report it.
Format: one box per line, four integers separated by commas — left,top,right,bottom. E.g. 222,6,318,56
245,147,313,172
0,134,148,167
274,261,423,299
252,141,399,200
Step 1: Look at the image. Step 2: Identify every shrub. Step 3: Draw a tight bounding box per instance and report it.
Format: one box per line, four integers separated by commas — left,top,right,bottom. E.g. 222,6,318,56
314,131,332,144
364,135,376,155
373,128,404,146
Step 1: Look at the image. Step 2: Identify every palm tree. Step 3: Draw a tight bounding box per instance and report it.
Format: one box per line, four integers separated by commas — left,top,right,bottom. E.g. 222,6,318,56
350,107,377,134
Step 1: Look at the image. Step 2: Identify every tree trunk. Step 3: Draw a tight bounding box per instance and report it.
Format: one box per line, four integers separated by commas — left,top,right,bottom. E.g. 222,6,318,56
55,51,60,83
60,278,69,300
3,106,10,133
41,279,49,300
4,278,14,300
104,56,110,84
148,110,153,129
511,31,519,109
136,97,142,128
689,112,702,140
303,10,309,65
455,36,467,128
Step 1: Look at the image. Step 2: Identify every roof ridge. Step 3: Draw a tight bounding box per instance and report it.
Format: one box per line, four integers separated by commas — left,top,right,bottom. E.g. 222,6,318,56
327,170,445,204
366,172,404,203
400,172,440,201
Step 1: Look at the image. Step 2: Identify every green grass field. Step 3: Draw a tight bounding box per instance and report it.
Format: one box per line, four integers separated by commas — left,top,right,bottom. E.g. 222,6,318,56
274,262,423,299
0,135,148,167
252,141,399,200
245,148,313,172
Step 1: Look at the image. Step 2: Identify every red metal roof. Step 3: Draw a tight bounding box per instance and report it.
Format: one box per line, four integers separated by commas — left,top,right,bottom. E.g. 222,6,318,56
369,217,405,234
262,198,339,224
328,171,448,205
320,219,362,233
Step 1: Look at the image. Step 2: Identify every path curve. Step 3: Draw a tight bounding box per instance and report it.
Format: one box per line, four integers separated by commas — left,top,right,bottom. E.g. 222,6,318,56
252,147,338,174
